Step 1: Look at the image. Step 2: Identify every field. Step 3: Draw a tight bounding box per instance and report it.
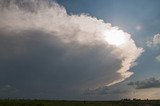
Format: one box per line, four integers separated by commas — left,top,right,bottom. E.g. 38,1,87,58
0,99,160,106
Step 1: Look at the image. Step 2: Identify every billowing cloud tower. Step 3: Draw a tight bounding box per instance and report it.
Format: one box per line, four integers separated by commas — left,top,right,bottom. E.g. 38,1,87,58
0,0,143,99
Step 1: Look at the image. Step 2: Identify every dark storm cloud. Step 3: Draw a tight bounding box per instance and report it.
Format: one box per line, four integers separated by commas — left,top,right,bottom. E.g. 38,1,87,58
128,77,160,89
0,29,122,99
0,0,143,99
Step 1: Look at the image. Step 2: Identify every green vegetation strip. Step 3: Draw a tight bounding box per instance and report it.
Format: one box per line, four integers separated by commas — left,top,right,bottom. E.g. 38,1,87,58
0,99,160,106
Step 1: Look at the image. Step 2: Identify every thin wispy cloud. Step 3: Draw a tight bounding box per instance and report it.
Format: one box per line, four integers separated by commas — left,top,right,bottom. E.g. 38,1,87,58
155,55,160,62
147,33,160,47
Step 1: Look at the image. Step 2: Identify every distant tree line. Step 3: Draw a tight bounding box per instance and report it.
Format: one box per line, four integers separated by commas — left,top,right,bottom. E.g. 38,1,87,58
121,98,149,101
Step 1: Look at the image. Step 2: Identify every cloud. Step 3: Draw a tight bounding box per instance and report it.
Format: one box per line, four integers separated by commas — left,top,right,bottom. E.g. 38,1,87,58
128,77,160,89
147,33,160,47
0,0,143,99
147,33,160,63
152,34,160,46
84,86,128,95
155,55,160,62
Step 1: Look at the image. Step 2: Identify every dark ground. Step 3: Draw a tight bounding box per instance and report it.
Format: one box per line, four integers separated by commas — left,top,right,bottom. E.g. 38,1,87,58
0,99,160,106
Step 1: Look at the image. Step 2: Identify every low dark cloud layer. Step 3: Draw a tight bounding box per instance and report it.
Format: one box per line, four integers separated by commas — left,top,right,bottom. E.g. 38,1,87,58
0,29,123,99
84,86,127,95
128,77,160,89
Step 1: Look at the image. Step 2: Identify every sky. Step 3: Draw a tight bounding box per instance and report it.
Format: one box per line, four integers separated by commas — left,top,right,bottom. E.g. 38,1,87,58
0,0,160,100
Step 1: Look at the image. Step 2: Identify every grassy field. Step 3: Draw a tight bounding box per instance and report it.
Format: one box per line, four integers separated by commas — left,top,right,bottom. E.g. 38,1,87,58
0,99,160,106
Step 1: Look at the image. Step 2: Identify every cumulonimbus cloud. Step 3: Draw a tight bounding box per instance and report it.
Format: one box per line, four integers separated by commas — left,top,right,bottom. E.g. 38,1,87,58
0,0,143,98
